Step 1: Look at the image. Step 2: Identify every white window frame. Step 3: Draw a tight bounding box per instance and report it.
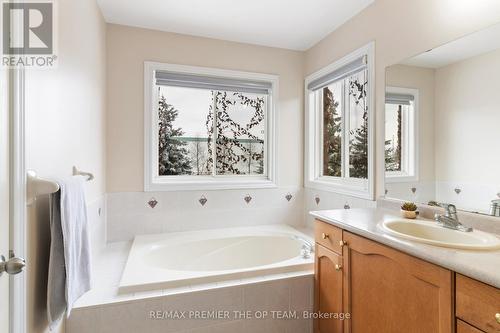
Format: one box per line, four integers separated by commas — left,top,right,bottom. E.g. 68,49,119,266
385,86,419,183
144,62,278,191
304,42,375,200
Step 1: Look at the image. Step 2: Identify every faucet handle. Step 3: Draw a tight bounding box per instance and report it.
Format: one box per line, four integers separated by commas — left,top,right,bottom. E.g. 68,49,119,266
438,203,458,220
439,202,454,212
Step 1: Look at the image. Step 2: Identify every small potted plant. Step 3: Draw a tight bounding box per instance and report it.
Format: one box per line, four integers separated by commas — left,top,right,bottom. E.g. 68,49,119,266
401,202,418,219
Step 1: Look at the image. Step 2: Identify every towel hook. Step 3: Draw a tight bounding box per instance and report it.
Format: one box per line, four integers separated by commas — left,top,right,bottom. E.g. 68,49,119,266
72,166,94,181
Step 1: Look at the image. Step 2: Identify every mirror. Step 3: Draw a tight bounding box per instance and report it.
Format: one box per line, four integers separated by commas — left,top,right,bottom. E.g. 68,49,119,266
384,22,500,217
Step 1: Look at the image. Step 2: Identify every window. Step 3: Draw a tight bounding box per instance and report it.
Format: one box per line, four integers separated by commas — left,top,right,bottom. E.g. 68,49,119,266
384,87,418,182
144,62,278,191
305,43,374,199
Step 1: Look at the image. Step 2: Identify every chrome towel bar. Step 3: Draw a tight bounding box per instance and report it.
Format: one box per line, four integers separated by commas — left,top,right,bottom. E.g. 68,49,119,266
72,166,94,181
26,170,60,205
26,166,94,205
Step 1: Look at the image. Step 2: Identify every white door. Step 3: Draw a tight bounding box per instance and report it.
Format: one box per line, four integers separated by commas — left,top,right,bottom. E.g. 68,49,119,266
1,66,10,333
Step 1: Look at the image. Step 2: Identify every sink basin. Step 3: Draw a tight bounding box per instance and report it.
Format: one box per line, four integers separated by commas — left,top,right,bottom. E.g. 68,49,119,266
381,219,500,250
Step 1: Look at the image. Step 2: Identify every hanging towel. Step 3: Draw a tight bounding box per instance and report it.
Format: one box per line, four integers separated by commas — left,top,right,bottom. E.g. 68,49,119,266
47,176,92,329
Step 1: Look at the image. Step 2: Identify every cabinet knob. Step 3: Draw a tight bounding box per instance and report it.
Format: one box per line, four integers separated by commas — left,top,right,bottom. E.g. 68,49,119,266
339,240,347,247
495,313,500,324
321,233,329,240
335,264,342,271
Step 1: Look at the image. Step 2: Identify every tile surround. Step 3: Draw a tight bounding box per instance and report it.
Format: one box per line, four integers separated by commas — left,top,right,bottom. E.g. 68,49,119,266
304,188,376,226
106,187,305,242
385,180,500,215
69,274,313,333
77,186,376,333
87,196,107,263
385,180,436,205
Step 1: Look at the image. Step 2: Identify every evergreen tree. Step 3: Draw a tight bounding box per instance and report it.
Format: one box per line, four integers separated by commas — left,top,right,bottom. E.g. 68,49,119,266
256,148,265,174
323,87,342,177
385,105,402,171
348,76,368,179
158,95,192,175
385,139,397,170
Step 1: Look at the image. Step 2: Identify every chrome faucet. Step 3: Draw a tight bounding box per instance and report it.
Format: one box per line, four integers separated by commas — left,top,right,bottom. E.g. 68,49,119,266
489,198,500,217
434,203,472,232
293,235,314,259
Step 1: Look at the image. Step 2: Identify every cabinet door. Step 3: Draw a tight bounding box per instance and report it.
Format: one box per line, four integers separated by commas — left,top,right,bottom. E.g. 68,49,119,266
343,231,453,333
315,244,343,333
456,320,484,333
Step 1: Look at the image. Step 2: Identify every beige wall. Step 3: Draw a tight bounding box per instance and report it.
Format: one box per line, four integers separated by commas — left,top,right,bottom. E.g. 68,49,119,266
106,24,304,192
25,0,107,331
107,0,500,195
435,48,500,184
305,0,500,198
386,64,436,183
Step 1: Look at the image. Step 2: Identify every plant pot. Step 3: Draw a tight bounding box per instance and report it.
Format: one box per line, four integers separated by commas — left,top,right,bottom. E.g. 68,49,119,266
401,209,417,219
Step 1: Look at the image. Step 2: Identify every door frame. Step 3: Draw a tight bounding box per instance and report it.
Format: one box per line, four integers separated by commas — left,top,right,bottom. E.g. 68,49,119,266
9,65,27,333
6,0,28,330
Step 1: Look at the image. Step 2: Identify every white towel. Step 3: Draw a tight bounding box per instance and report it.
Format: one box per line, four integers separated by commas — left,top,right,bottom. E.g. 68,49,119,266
47,176,92,329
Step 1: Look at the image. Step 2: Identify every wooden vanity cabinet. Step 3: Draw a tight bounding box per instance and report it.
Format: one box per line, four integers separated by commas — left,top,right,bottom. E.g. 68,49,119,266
456,274,500,333
314,219,500,332
343,231,453,333
314,244,344,333
314,219,454,333
314,221,344,333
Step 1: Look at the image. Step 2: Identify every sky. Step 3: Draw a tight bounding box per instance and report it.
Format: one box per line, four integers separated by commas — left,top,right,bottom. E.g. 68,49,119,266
159,86,265,139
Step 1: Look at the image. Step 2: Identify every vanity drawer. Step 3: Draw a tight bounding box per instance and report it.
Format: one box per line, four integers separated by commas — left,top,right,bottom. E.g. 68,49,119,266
456,274,500,333
314,219,343,254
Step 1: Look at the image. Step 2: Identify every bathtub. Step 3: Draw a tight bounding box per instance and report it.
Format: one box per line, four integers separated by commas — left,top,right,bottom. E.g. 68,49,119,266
119,225,314,293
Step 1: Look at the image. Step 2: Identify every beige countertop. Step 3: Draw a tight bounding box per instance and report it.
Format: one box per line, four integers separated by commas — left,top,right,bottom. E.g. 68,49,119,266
310,208,500,288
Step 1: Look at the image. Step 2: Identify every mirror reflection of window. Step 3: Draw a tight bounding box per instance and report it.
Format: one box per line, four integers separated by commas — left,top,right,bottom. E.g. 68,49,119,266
385,103,403,172
383,22,500,216
384,89,417,181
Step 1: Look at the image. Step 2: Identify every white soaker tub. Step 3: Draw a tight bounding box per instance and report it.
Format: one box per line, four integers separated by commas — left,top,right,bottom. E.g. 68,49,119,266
119,225,314,293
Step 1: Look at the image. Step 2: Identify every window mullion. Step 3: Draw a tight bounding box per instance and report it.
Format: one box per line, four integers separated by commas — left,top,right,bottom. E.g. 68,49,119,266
342,79,349,179
403,105,410,174
318,90,323,178
212,90,218,177
264,94,269,177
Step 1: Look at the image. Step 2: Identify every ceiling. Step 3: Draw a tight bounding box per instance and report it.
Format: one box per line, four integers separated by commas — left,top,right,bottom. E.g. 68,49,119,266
97,0,374,51
402,22,500,68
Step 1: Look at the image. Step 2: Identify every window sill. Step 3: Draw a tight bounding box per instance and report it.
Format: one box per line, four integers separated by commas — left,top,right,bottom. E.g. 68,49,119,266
145,178,278,191
305,178,373,200
385,173,418,183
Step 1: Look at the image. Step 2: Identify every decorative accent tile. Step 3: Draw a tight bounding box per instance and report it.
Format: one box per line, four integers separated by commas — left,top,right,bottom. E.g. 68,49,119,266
147,198,158,209
198,195,207,206
314,195,320,205
285,193,293,202
385,189,388,195
454,188,462,195
244,194,252,204
344,203,350,209
107,188,305,242
411,187,417,194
